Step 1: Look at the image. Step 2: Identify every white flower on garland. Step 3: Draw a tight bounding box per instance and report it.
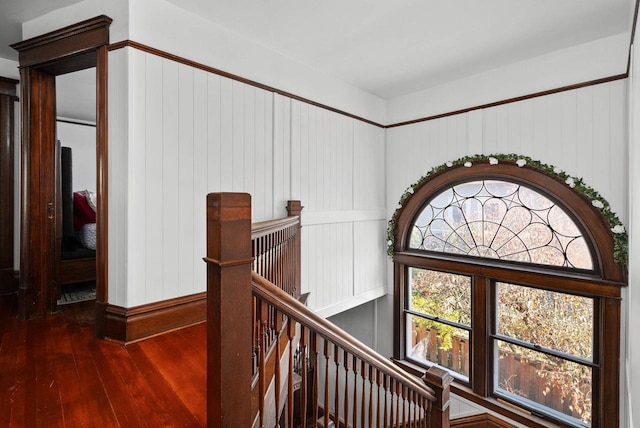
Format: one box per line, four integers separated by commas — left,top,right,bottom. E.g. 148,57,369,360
611,225,626,234
387,154,628,265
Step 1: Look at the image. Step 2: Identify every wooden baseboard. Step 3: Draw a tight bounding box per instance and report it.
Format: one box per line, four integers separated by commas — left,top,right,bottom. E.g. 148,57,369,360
451,413,517,428
103,292,207,343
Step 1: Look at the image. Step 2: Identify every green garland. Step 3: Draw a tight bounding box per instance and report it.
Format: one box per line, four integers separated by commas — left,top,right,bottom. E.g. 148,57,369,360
387,153,628,266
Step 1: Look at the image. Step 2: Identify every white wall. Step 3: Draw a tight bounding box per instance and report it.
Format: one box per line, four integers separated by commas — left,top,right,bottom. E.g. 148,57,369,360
386,33,630,125
22,0,386,125
385,79,630,424
386,80,628,223
292,101,387,316
108,46,387,312
56,121,96,193
0,58,19,80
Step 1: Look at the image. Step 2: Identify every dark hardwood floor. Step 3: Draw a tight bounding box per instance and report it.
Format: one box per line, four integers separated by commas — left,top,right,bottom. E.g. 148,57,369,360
0,294,206,427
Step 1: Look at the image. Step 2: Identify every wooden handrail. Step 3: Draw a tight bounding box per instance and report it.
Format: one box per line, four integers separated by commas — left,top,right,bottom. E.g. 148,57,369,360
252,271,437,404
207,193,449,427
252,216,299,239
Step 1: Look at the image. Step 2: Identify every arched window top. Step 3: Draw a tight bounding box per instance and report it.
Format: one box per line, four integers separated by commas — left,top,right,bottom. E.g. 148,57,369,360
409,179,593,270
392,157,627,282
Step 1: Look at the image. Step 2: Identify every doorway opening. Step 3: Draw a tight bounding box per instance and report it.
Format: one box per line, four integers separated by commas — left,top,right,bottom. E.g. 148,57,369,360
55,68,97,307
11,16,111,337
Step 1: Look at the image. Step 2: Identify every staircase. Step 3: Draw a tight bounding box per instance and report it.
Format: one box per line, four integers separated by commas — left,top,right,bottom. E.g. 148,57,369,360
205,193,452,428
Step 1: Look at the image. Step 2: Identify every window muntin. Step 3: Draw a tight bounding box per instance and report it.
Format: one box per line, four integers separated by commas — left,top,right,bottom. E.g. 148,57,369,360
396,165,623,428
493,282,595,426
409,180,593,270
407,268,471,380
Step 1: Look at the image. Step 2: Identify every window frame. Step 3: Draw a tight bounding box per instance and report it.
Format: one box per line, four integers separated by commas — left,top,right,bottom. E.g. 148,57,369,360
392,162,625,428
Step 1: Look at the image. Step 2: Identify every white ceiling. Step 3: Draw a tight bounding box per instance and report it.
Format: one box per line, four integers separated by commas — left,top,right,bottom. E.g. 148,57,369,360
1,0,636,112
161,0,635,99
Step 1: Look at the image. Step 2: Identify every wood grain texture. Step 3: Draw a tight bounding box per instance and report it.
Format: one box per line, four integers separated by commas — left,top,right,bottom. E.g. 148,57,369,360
0,79,17,295
103,292,207,343
0,294,206,428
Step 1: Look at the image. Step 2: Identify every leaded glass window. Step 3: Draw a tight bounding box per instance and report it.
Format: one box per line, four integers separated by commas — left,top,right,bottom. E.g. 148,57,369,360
409,180,593,270
394,163,623,428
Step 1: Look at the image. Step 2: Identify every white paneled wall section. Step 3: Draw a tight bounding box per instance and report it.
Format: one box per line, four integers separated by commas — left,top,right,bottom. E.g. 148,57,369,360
386,80,628,226
385,78,628,423
108,47,387,313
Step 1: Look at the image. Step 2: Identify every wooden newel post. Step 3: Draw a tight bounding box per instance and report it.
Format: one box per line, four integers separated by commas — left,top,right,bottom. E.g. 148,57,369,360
205,193,254,427
423,366,454,428
286,200,303,299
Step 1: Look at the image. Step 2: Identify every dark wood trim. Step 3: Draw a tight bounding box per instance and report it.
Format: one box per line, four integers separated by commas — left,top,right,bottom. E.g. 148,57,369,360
103,292,207,343
108,40,630,131
627,0,640,75
0,78,17,295
12,17,111,324
394,162,626,282
17,67,57,317
387,74,628,128
599,296,621,427
108,40,385,128
392,163,625,427
95,43,109,337
11,16,112,73
471,277,490,396
205,192,254,427
393,252,624,298
451,413,517,428
0,77,19,97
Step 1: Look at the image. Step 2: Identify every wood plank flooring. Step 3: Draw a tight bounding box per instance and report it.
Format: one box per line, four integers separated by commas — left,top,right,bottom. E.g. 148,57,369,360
0,294,207,427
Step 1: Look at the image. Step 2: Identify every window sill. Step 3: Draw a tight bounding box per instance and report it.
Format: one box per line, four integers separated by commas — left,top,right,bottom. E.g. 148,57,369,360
392,358,573,428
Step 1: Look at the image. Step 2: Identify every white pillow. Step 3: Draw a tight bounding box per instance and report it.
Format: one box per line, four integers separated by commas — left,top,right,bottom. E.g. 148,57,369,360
79,223,97,250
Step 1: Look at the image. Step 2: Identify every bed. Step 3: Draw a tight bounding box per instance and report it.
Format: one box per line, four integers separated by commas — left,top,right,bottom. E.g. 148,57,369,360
59,145,96,286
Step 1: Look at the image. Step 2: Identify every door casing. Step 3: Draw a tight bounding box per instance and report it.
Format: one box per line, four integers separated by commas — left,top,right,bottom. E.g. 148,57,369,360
11,16,111,337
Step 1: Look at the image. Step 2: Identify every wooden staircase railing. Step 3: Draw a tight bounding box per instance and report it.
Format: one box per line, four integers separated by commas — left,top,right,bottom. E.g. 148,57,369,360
205,193,452,428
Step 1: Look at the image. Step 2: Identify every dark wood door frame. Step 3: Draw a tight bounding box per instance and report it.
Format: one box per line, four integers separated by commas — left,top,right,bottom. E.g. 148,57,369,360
0,77,18,295
11,16,111,336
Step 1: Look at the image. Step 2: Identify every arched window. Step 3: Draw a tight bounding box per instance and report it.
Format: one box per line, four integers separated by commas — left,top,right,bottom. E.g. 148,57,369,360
391,159,626,428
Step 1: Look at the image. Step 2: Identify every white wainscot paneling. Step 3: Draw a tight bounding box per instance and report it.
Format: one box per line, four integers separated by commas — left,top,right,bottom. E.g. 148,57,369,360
301,222,354,316
112,49,389,312
301,214,387,318
353,220,387,297
291,100,354,213
123,50,278,307
387,80,628,227
108,47,129,307
480,80,628,223
353,121,385,211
